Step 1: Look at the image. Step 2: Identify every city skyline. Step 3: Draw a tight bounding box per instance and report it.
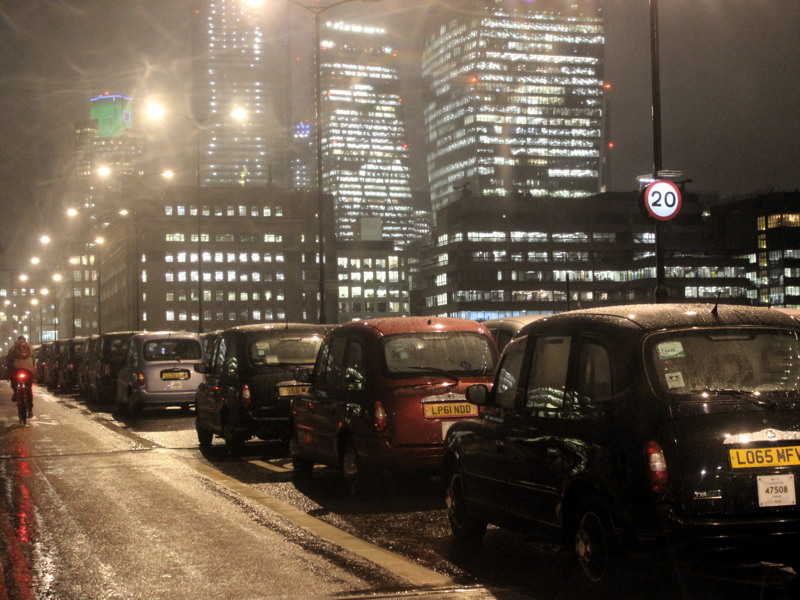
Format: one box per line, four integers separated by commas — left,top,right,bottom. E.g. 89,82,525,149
0,0,798,265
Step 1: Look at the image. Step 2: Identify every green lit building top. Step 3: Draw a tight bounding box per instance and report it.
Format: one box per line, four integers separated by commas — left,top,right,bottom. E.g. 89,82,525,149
90,93,133,138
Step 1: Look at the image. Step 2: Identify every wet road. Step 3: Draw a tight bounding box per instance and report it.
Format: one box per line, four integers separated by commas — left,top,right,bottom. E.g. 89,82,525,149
1,383,798,600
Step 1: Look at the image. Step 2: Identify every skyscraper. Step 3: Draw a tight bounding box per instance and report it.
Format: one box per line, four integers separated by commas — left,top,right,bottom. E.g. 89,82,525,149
422,0,605,212
319,20,423,247
74,93,144,216
191,0,290,187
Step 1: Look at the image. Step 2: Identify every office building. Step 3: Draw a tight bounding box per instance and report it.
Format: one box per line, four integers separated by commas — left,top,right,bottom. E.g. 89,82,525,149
98,185,335,333
191,0,290,187
319,20,426,247
422,0,605,212
418,192,751,319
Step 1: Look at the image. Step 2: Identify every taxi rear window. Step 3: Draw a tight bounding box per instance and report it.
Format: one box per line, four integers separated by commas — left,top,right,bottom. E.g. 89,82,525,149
646,328,800,398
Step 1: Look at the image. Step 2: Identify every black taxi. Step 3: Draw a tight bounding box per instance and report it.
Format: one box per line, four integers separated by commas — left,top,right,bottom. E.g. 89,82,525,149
444,304,800,582
194,323,332,455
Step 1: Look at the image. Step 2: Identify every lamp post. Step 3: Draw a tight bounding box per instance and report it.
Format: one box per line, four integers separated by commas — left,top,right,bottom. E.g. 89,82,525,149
284,0,384,324
649,0,668,303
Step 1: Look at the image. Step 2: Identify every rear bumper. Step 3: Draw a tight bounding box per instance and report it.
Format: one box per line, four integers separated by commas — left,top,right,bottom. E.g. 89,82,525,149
234,415,292,442
134,389,196,407
647,506,800,557
354,436,445,473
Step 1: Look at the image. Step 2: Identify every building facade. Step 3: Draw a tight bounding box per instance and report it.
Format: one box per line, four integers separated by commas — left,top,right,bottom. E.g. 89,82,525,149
714,191,800,308
417,192,752,320
98,185,335,333
320,20,425,248
191,0,290,187
422,0,605,212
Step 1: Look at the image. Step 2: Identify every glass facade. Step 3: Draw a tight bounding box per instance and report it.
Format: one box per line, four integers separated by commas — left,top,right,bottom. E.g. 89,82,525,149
422,0,605,211
320,21,423,247
191,0,289,187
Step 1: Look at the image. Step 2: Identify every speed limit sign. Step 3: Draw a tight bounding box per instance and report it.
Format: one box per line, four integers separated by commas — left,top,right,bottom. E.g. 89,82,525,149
644,180,682,220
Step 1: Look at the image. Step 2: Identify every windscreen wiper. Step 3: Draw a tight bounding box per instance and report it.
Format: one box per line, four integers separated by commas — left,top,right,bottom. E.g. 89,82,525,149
693,389,777,409
406,366,460,384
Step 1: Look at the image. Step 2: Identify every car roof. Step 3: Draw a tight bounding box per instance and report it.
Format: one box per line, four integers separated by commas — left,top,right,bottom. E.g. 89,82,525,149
134,331,202,340
334,316,491,337
224,322,333,335
520,303,799,336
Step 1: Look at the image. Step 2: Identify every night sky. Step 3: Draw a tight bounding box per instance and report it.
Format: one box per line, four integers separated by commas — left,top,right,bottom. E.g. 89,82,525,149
0,0,798,264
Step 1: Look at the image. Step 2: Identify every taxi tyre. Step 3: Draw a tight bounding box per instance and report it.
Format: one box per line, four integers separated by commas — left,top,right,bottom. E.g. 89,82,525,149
289,429,314,481
445,467,487,542
223,422,244,457
196,421,213,449
574,499,615,584
341,438,367,497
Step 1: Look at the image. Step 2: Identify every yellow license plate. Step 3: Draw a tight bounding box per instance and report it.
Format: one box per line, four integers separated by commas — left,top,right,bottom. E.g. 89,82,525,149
729,446,800,469
161,371,189,380
423,402,478,419
278,384,310,397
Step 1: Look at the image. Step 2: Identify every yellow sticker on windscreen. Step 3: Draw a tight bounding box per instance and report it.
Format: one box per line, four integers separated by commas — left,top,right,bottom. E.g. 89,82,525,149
657,341,685,359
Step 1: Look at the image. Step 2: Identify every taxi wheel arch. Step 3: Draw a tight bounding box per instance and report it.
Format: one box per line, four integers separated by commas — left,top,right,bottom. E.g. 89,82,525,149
572,497,617,584
339,435,366,497
445,466,487,541
290,423,314,481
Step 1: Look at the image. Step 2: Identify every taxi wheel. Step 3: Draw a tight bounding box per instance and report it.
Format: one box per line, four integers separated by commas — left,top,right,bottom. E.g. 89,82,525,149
574,503,613,583
289,433,314,481
341,440,365,497
196,424,213,449
445,469,486,541
222,423,244,458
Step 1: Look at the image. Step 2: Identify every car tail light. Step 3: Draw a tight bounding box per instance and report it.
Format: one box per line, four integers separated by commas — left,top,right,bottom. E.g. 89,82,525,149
645,440,669,493
137,371,145,387
373,401,388,432
242,384,252,409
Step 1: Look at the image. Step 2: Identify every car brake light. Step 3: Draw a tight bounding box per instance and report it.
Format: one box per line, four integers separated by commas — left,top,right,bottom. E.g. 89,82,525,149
242,384,252,409
137,371,145,386
373,401,388,432
645,440,669,493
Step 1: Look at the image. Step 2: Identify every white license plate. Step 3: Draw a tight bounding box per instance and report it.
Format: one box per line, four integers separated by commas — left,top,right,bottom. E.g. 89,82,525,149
757,474,796,507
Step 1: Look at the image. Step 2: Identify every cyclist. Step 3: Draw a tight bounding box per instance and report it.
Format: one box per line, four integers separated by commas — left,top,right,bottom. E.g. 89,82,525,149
6,335,35,418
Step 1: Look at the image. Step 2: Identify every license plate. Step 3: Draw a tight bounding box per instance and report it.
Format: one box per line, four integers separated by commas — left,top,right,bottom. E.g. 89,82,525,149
423,402,478,419
729,445,800,469
161,371,189,380
278,384,310,397
757,474,796,507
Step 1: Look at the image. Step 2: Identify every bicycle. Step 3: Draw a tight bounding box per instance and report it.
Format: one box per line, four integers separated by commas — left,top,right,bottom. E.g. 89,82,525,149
12,369,33,425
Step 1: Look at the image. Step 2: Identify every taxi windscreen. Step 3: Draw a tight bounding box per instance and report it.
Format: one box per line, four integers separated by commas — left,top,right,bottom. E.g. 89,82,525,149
249,333,325,366
143,339,203,362
646,328,800,397
383,332,496,376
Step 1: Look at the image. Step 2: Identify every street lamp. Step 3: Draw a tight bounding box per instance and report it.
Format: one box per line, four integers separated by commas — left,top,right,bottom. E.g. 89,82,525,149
283,0,385,324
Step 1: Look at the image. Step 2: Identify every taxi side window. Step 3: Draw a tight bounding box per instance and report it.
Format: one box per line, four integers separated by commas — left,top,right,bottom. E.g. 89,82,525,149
494,336,527,410
212,337,227,376
316,336,347,390
572,341,612,418
222,337,238,378
343,340,365,391
525,335,571,415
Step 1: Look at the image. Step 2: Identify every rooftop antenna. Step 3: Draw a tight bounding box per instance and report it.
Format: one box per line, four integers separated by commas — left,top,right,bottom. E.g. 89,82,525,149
711,291,721,317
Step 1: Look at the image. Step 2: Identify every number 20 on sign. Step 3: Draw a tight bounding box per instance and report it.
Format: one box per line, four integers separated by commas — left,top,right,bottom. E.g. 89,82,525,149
644,179,682,221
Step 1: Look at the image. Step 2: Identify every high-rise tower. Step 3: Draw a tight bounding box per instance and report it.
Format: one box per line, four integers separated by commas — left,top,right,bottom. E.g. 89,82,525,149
422,0,605,211
191,1,290,187
74,93,144,216
319,20,423,247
